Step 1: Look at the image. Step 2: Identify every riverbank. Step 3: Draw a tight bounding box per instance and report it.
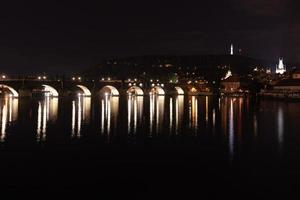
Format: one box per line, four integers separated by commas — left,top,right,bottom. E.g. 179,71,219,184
259,90,300,101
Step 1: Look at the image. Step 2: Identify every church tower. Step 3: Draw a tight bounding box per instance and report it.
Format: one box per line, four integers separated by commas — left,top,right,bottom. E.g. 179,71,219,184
276,58,286,74
230,44,233,55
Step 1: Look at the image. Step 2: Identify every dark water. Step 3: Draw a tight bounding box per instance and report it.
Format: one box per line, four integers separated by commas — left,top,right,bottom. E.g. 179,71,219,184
0,95,300,198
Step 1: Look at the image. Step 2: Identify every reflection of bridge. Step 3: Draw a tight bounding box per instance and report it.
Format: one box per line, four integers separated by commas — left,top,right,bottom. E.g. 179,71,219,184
0,79,199,97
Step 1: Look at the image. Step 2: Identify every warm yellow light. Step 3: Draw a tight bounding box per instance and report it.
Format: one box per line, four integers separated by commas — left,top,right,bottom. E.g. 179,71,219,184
191,87,197,92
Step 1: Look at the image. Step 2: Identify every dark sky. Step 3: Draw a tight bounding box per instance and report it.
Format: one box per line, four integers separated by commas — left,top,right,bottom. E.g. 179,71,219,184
0,0,299,74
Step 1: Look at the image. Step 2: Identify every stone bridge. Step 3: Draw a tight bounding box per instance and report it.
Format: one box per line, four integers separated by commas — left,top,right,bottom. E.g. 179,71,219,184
0,78,204,97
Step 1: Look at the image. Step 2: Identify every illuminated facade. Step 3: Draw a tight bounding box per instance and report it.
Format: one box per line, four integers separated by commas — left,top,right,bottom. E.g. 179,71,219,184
224,69,232,80
276,58,286,74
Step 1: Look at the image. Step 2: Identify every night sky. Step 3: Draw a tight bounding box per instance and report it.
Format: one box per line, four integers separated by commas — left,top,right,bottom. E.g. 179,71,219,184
1,0,299,74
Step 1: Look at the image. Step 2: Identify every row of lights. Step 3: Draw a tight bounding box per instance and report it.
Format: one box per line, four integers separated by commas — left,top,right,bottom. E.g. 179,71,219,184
72,77,81,81
37,76,47,80
127,78,138,82
151,83,164,87
169,80,179,83
101,77,111,81
187,80,209,84
128,83,143,87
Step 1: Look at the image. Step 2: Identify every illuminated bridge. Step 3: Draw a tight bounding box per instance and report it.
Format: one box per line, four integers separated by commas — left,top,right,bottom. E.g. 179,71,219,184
0,77,206,97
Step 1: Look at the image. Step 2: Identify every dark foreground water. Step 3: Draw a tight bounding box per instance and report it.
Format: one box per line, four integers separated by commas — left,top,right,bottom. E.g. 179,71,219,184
0,95,300,198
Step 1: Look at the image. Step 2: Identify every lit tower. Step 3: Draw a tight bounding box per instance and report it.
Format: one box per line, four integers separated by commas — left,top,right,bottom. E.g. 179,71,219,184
276,58,286,74
230,44,233,55
224,68,232,79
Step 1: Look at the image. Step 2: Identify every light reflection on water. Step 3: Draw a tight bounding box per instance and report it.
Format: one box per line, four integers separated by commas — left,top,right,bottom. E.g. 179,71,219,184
0,97,18,142
168,96,184,134
220,97,245,161
149,95,165,136
277,106,284,150
127,95,143,135
36,97,58,141
0,96,298,161
188,96,198,131
71,96,91,138
100,96,119,139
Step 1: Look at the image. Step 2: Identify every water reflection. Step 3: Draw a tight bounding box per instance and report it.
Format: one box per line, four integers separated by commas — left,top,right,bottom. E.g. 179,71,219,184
228,98,234,161
169,98,173,133
71,96,91,138
0,95,297,162
277,107,284,151
253,113,258,138
212,108,216,133
149,95,165,136
127,96,143,135
188,96,198,131
36,97,58,142
205,96,209,123
0,97,18,142
220,97,244,161
168,96,184,134
100,96,119,138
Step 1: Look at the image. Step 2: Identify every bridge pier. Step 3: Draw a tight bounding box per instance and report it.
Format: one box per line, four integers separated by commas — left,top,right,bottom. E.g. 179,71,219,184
19,89,32,97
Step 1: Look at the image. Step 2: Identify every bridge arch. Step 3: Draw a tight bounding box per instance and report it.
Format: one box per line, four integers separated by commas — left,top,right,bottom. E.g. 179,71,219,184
0,84,19,97
150,86,165,95
100,85,119,96
174,86,184,95
42,85,59,97
127,86,144,96
77,85,91,96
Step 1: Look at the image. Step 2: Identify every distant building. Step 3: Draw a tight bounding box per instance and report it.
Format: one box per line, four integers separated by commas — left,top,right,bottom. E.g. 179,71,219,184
273,79,300,92
275,58,286,74
273,69,300,91
292,69,300,79
220,75,250,93
224,69,232,79
230,44,233,55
